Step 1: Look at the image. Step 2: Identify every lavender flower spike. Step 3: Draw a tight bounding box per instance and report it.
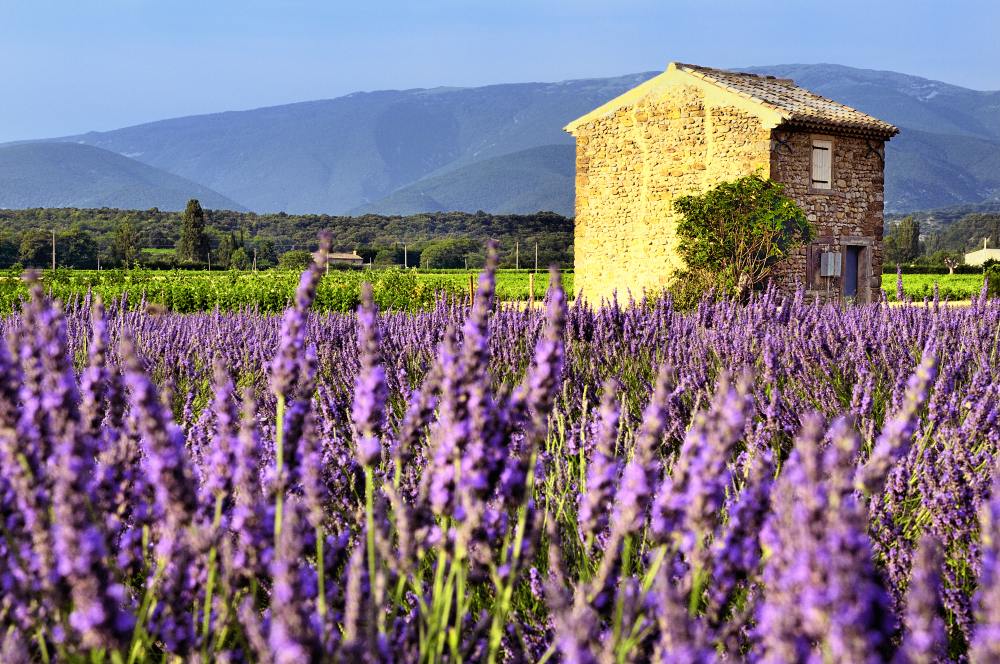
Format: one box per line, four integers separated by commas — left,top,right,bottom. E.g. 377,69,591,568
971,474,1000,662
352,281,388,467
896,534,948,664
578,379,621,544
269,231,331,401
857,346,937,496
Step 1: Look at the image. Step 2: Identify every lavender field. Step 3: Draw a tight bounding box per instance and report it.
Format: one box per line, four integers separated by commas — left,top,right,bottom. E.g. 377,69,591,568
2,241,999,663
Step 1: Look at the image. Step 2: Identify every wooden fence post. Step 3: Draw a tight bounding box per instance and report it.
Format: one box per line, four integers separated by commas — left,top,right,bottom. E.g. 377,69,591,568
469,273,475,306
528,272,535,309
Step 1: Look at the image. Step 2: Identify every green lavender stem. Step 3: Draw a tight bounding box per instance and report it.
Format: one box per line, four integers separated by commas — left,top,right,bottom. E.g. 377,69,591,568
274,394,285,540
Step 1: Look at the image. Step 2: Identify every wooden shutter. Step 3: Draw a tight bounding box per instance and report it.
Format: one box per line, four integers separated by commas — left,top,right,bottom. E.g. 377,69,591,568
811,140,832,189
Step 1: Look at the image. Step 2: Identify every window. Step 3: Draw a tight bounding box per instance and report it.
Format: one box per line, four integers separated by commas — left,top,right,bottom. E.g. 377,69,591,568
811,139,832,189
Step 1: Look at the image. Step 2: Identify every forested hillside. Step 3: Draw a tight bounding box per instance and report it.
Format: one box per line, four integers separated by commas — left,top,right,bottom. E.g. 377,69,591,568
0,207,573,269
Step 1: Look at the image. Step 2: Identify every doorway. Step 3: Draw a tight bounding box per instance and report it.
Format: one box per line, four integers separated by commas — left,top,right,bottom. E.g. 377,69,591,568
843,245,863,299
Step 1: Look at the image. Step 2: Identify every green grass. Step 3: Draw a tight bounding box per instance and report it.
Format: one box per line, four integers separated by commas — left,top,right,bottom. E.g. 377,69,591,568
882,273,986,301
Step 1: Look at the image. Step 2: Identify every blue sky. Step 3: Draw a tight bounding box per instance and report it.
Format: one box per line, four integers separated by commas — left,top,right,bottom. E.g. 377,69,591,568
0,0,996,143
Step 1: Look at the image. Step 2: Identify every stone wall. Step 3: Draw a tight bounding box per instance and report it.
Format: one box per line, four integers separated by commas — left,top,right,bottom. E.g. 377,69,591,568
572,84,771,302
769,130,886,302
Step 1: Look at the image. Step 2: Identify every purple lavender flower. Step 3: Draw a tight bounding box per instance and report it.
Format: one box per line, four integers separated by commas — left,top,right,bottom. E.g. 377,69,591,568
224,387,270,589
202,357,240,510
650,371,751,558
352,282,388,467
340,538,371,658
613,364,672,534
857,347,937,496
545,518,599,664
121,333,198,535
896,534,948,664
48,299,134,648
269,501,322,663
578,380,621,544
758,416,895,663
971,472,1000,662
269,232,330,402
706,449,773,627
521,267,567,437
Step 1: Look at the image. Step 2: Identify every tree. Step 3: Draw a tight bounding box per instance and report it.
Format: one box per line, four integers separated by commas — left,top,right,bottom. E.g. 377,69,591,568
885,216,921,264
251,237,277,269
19,230,51,268
672,174,812,297
113,217,142,267
176,199,210,263
229,247,250,270
57,229,98,268
0,234,19,268
216,231,238,268
278,250,314,271
373,249,398,266
419,238,480,269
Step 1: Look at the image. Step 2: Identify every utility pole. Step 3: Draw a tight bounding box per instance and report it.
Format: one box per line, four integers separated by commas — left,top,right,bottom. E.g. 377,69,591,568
208,250,211,271
253,247,257,271
515,240,519,270
51,230,56,271
534,242,538,272
404,243,408,268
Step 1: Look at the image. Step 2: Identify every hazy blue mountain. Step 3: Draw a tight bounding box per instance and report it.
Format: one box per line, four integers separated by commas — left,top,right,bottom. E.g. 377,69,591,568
51,75,652,214
361,144,575,216
0,142,244,211
6,64,1000,216
745,64,1000,140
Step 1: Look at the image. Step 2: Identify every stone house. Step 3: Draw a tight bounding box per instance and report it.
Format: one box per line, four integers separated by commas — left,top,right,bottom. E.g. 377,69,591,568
313,251,365,268
564,62,899,303
329,251,365,266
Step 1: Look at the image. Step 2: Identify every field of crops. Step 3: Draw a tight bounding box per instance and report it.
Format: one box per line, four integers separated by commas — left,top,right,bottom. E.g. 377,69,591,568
0,268,572,314
882,272,988,302
2,241,1000,662
2,267,987,315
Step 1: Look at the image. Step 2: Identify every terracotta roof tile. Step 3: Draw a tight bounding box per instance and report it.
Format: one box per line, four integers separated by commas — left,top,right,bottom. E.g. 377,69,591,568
675,63,899,139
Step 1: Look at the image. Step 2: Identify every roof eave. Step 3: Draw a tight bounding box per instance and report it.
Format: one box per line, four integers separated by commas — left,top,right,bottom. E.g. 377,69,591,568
779,118,900,141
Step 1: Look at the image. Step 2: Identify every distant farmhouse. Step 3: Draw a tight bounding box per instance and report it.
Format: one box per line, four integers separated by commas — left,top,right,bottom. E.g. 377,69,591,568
314,251,365,267
564,62,899,303
965,239,1000,267
330,251,365,266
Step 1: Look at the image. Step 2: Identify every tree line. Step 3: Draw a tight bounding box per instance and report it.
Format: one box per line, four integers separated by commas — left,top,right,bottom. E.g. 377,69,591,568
884,211,1000,269
0,203,574,270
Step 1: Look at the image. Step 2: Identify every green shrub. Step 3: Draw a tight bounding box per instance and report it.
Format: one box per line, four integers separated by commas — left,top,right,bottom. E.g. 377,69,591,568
673,174,811,298
278,250,314,271
986,265,1000,298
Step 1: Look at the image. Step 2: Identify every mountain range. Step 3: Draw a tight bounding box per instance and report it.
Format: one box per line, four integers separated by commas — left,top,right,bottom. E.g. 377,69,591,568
0,142,243,211
2,64,999,216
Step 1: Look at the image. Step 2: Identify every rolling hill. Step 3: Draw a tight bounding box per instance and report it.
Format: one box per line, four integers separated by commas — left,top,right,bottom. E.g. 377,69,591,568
361,144,575,216
4,64,999,216
0,142,243,211
49,75,651,214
